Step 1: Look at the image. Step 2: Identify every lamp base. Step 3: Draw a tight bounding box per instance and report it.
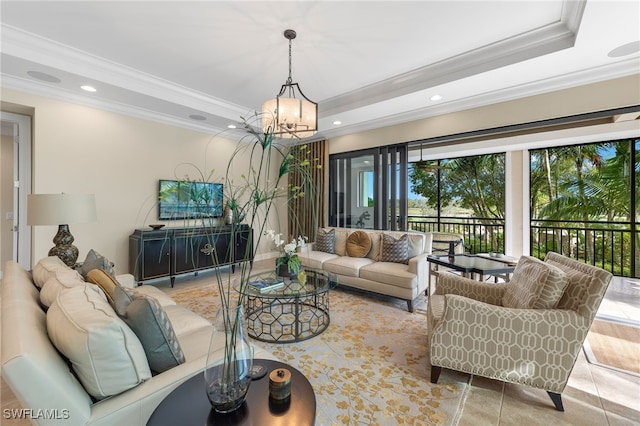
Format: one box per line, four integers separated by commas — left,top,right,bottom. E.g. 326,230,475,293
48,224,79,267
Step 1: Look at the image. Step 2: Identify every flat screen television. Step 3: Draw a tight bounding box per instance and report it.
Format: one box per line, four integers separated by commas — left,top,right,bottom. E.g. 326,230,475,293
158,179,224,220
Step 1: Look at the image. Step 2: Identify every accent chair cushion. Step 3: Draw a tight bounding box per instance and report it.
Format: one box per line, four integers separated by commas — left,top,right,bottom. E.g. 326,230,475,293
39,268,88,308
502,256,569,309
380,234,409,264
46,285,151,400
315,228,336,254
115,287,186,374
32,256,70,289
79,249,115,278
346,230,372,258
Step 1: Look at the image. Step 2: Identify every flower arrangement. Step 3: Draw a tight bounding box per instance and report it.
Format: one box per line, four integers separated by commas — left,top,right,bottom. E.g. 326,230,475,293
265,230,307,276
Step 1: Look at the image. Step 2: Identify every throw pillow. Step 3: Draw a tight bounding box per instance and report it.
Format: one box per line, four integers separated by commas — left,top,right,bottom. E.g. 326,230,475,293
79,249,115,278
32,256,70,289
502,256,569,309
119,292,186,374
86,268,120,305
380,234,409,264
46,285,151,400
39,268,88,308
345,230,371,258
315,228,336,254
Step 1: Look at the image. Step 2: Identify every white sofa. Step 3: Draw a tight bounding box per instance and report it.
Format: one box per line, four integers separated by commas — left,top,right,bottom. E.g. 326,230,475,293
299,227,433,312
1,258,273,426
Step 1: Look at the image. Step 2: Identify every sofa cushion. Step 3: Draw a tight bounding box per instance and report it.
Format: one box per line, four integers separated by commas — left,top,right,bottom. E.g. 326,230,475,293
380,234,409,264
334,229,349,256
346,230,371,258
315,228,336,254
32,256,70,289
79,249,115,278
360,262,417,289
39,267,88,308
502,256,568,309
299,250,339,270
117,290,186,374
323,256,375,277
46,285,151,400
86,268,120,305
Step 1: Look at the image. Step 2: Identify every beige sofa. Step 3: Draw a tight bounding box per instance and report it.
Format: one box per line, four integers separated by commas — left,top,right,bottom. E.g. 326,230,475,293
1,258,273,426
299,227,433,312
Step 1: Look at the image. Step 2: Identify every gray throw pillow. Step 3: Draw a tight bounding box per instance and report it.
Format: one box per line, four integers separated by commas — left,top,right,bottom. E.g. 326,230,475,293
380,234,409,264
79,249,115,278
315,228,336,254
115,288,185,373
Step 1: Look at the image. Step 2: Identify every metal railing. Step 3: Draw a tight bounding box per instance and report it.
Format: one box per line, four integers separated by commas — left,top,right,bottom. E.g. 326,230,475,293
404,215,638,277
407,215,505,254
531,219,637,277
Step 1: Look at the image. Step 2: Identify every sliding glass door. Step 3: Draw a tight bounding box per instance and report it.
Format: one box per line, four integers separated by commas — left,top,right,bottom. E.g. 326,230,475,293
329,145,407,230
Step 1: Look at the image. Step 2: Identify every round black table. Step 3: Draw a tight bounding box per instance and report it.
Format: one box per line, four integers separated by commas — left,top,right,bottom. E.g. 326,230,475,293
147,359,316,426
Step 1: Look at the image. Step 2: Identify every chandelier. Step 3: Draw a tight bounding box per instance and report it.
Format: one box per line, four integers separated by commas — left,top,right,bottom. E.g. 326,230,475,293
262,29,317,139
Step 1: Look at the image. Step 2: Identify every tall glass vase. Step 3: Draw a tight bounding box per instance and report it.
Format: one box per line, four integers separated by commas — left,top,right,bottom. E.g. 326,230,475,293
204,304,253,413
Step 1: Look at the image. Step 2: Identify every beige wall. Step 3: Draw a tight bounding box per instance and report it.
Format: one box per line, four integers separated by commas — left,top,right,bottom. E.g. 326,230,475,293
0,88,286,272
328,74,640,155
1,134,14,267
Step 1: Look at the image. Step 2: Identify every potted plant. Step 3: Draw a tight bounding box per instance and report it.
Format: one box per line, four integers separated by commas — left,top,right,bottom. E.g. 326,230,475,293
168,113,318,413
264,230,307,278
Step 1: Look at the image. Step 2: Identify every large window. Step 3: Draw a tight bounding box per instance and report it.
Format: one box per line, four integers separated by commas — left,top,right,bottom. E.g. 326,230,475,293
407,151,506,254
530,138,639,277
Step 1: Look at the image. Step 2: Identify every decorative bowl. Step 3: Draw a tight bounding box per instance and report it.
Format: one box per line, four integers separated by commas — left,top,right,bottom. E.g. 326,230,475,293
149,224,165,230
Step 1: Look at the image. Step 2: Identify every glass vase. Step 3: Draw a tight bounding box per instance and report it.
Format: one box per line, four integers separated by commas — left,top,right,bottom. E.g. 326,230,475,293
204,304,253,413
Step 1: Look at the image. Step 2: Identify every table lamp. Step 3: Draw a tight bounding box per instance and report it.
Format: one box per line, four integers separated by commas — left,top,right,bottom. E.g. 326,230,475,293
27,193,97,267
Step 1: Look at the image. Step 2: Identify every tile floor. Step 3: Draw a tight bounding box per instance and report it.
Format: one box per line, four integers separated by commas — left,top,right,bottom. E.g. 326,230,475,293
457,275,640,425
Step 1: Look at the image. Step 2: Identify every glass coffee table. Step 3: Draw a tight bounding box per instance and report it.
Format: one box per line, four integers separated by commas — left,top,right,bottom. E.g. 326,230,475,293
235,268,338,343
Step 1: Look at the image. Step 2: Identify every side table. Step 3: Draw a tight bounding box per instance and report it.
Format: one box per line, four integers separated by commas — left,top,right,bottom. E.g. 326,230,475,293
147,359,316,426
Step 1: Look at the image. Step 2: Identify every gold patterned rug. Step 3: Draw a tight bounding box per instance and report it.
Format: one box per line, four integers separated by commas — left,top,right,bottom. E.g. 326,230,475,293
166,278,468,425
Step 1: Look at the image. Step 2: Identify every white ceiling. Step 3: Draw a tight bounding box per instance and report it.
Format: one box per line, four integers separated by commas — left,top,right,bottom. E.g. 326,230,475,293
1,1,639,140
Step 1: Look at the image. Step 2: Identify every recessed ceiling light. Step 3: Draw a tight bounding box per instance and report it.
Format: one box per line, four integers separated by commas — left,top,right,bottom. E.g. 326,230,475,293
430,95,443,101
333,120,342,125
189,114,206,121
80,85,96,92
27,70,61,83
227,124,237,129
608,41,640,58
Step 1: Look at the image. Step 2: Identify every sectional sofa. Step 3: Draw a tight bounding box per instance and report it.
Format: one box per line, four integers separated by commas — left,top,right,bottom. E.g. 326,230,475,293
298,227,434,312
1,257,273,426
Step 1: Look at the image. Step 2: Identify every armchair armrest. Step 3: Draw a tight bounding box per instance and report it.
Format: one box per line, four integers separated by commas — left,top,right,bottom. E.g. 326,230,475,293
435,272,507,306
116,273,136,288
431,294,590,392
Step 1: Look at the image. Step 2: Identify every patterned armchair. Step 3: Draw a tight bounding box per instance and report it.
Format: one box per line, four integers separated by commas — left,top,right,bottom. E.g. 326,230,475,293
427,252,612,411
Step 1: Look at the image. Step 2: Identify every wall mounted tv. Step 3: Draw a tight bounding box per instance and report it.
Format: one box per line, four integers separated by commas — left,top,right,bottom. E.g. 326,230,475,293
158,179,224,220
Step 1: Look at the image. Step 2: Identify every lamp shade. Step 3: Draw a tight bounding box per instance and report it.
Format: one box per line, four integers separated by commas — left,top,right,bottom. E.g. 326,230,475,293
27,194,97,226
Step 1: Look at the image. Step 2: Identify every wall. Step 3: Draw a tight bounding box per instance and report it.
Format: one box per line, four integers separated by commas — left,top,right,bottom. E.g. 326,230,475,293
1,134,14,267
0,88,287,272
328,74,640,155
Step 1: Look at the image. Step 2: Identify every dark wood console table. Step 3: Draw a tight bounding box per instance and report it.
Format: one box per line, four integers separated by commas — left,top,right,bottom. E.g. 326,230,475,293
129,224,252,286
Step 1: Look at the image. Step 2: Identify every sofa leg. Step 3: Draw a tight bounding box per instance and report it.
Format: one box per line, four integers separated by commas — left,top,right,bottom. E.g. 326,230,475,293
547,391,564,411
430,366,441,384
407,300,414,312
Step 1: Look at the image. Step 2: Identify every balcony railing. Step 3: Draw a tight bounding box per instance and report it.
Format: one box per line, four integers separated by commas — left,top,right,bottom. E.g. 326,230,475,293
407,215,505,254
407,215,638,277
531,219,637,277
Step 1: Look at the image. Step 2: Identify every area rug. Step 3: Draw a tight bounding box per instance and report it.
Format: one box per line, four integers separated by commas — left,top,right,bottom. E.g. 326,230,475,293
166,280,468,425
584,319,640,376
